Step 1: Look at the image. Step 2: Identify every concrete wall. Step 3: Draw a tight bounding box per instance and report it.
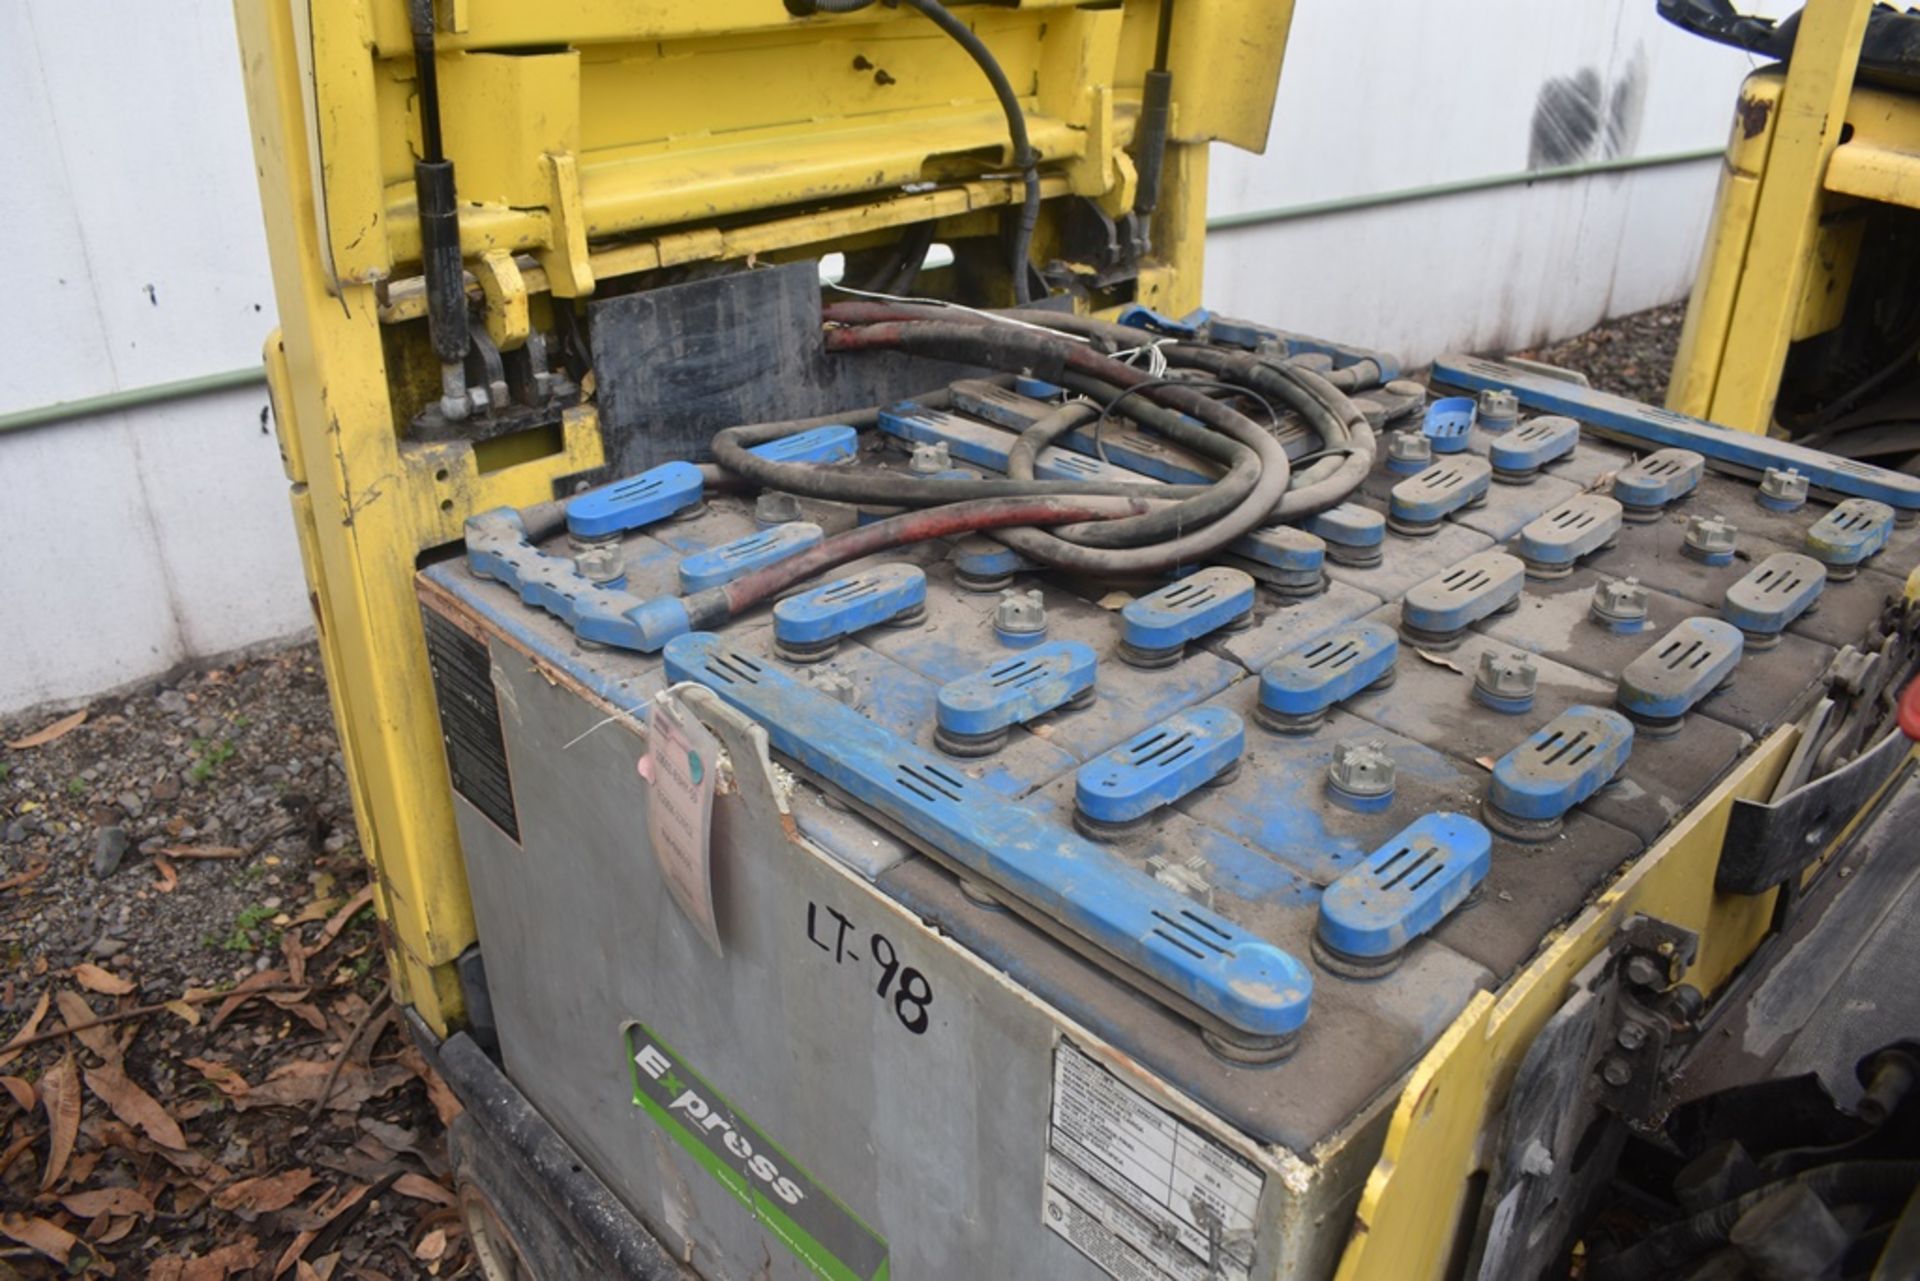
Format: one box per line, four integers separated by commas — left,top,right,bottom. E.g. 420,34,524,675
1,1,307,713
1204,0,1785,361
1,0,1782,714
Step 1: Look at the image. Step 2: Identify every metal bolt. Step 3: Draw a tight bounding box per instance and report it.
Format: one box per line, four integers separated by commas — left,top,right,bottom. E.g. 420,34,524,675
1328,741,1397,798
1591,576,1651,626
908,441,952,476
1388,429,1432,466
1478,388,1520,432
754,491,804,525
1759,466,1809,509
993,588,1048,638
808,670,859,707
1599,1056,1634,1088
1625,954,1665,989
466,386,491,417
1476,651,1538,700
1683,514,1739,560
1616,1022,1649,1051
569,535,625,585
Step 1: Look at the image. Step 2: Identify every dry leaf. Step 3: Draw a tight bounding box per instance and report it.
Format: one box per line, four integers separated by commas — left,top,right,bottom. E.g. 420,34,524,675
38,1050,80,1190
0,1075,34,1111
159,845,248,860
317,883,376,951
296,1261,322,1281
60,1186,155,1219
97,1213,138,1244
397,1043,462,1126
214,1167,318,1214
1413,648,1467,674
5,707,87,750
0,988,49,1067
414,1227,448,1262
185,1057,251,1098
153,855,179,894
393,1172,457,1208
232,1060,410,1113
211,970,292,1031
0,1211,77,1265
180,1238,261,1281
164,999,203,1027
74,963,136,996
56,988,120,1065
0,859,50,893
291,895,343,925
85,1061,187,1150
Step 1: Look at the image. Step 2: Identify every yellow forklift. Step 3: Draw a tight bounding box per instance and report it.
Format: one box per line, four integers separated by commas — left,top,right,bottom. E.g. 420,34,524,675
236,1,1920,1277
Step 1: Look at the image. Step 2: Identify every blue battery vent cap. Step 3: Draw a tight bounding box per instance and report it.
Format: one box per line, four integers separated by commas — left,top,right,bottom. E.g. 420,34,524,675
935,641,1098,742
1617,617,1744,731
1722,552,1826,643
565,461,704,538
1486,705,1634,839
678,523,824,593
1806,498,1895,571
1120,567,1256,664
1257,621,1399,729
748,425,859,465
773,563,926,653
1612,448,1704,517
1389,456,1492,531
1075,708,1245,830
1489,416,1580,482
1303,503,1387,559
1402,550,1526,643
1422,397,1477,454
1316,812,1492,976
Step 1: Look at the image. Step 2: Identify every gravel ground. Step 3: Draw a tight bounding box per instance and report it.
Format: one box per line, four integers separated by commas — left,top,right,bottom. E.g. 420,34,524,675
0,299,1691,1278
1,652,470,1277
1506,301,1688,404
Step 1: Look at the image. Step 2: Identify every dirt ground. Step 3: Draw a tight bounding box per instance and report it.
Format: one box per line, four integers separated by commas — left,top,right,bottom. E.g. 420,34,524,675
0,651,471,1278
0,301,1689,1279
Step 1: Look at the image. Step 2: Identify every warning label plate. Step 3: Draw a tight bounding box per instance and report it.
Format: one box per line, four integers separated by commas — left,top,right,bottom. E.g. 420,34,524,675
1043,1041,1264,1281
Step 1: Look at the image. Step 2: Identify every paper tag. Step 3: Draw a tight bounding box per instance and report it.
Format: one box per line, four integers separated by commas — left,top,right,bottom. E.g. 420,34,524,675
638,688,722,956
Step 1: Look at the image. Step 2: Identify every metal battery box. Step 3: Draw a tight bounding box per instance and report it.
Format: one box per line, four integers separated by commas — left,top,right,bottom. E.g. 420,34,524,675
417,350,1919,1281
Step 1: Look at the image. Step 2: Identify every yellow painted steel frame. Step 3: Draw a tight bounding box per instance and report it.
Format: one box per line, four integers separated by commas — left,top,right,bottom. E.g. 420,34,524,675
234,0,1292,1034
1670,0,1920,432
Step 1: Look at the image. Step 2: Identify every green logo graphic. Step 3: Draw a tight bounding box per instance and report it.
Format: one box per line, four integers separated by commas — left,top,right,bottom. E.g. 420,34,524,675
625,1024,888,1281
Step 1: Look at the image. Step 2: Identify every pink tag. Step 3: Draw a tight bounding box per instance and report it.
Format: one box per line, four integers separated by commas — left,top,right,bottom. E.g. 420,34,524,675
638,691,722,955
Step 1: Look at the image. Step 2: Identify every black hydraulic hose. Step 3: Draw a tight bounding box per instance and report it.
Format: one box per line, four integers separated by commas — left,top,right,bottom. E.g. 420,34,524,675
856,220,938,295
1132,0,1175,221
1591,1161,1920,1281
407,0,469,373
896,0,1040,304
1043,374,1267,549
828,320,1294,572
1171,344,1377,520
797,0,1036,300
709,398,1199,506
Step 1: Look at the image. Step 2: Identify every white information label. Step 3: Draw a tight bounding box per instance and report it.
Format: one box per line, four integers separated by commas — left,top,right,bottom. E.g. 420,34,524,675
637,688,722,956
1044,1041,1263,1281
